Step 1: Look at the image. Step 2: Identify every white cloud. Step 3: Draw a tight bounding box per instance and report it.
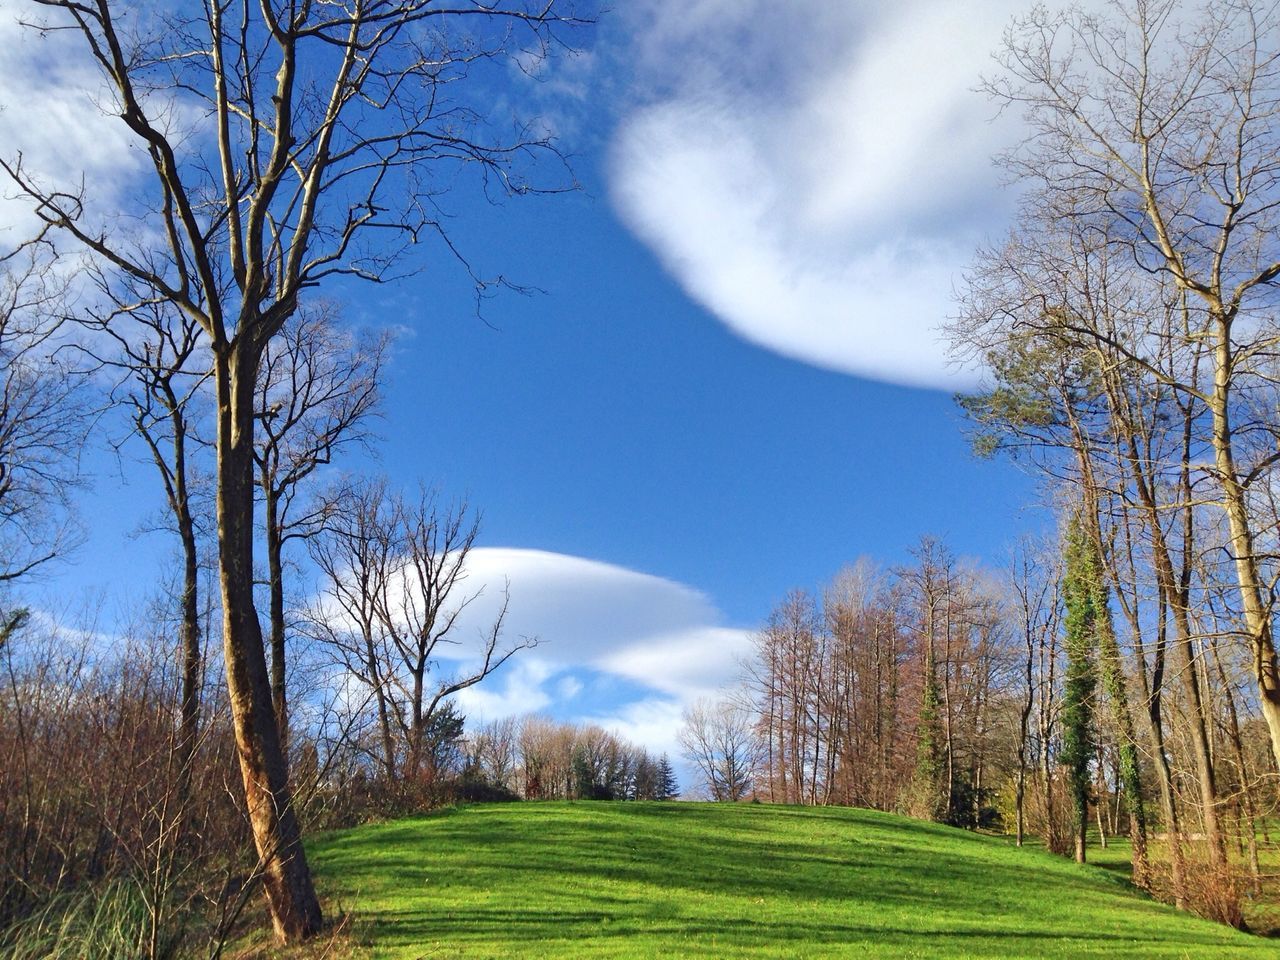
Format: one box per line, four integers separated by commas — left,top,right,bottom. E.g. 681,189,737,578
594,626,752,700
608,0,1033,389
434,548,754,752
0,12,143,246
580,696,687,761
445,547,753,694
556,674,584,700
453,657,555,723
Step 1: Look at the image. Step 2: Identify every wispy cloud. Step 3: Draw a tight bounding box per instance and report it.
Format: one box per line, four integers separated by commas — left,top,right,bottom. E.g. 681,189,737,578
608,0,1031,389
0,12,143,247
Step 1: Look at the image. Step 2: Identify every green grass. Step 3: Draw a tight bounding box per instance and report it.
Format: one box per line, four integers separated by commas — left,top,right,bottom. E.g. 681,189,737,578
309,802,1274,959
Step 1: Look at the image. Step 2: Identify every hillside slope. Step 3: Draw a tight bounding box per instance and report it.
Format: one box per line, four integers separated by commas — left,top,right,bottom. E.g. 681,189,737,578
309,802,1270,958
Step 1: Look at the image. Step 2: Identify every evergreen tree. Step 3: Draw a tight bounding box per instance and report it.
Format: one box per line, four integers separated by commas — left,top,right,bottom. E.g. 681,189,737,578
1087,517,1151,887
1061,514,1099,863
657,754,680,801
909,629,948,822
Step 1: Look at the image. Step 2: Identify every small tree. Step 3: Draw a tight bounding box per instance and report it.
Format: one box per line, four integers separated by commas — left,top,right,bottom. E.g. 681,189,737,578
657,755,680,801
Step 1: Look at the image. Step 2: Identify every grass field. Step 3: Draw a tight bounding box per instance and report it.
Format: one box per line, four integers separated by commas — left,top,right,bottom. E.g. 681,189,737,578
308,802,1278,958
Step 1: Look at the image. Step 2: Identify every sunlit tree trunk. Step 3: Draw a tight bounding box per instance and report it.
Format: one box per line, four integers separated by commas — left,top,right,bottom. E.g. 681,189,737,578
215,339,321,941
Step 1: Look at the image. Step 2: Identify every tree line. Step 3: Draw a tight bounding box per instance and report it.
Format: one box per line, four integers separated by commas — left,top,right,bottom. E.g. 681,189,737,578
463,716,679,803
682,525,1277,925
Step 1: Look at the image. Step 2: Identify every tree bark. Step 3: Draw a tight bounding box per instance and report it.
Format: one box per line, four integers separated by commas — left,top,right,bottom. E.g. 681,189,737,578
1209,328,1280,775
169,410,202,787
264,485,288,758
215,338,321,942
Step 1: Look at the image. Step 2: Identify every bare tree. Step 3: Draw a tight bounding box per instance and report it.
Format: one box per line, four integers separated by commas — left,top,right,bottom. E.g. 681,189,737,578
77,297,213,785
4,0,588,939
255,304,389,755
1006,537,1059,849
306,475,400,780
377,488,530,785
953,155,1229,888
678,696,759,802
0,246,84,581
308,477,531,790
985,0,1280,775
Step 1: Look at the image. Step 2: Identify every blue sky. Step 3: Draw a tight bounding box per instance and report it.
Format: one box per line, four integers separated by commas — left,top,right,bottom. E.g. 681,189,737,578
1,0,1051,761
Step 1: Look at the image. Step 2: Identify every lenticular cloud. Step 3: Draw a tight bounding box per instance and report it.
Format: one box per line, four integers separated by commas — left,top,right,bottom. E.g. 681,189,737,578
607,0,1027,390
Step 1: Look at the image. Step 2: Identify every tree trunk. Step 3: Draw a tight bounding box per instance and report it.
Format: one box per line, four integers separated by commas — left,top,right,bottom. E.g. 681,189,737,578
1118,427,1227,871
1209,331,1280,774
1068,413,1151,884
1213,639,1263,894
264,485,288,759
1037,628,1058,854
363,617,397,782
215,339,322,943
1094,579,1149,887
174,433,202,788
1131,586,1188,909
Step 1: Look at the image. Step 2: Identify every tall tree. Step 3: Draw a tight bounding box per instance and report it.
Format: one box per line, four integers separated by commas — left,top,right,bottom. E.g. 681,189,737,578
901,539,953,822
1007,537,1058,849
5,1,588,940
255,304,388,755
988,0,1280,774
91,300,210,783
1060,515,1099,864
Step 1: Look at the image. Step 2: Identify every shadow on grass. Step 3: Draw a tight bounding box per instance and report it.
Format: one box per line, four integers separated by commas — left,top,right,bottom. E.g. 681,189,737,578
311,802,1268,958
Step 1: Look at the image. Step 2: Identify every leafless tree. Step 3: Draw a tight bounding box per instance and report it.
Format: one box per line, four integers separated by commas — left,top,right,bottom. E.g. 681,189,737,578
78,295,213,784
679,696,760,802
3,0,588,939
255,304,389,754
306,475,400,780
982,0,1280,777
0,246,85,581
379,488,529,784
1006,537,1060,849
308,476,532,789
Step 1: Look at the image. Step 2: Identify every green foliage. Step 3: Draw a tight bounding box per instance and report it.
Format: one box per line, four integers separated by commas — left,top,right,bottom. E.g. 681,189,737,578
309,802,1272,958
1061,515,1100,852
955,331,1104,459
909,669,948,822
420,702,467,775
656,754,679,801
571,745,614,800
1090,528,1150,883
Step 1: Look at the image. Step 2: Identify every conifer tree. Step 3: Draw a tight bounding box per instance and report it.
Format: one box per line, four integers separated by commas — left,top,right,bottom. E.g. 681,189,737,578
658,754,680,801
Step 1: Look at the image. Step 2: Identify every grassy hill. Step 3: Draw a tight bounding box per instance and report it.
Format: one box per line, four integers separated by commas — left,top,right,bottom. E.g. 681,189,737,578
309,802,1272,959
